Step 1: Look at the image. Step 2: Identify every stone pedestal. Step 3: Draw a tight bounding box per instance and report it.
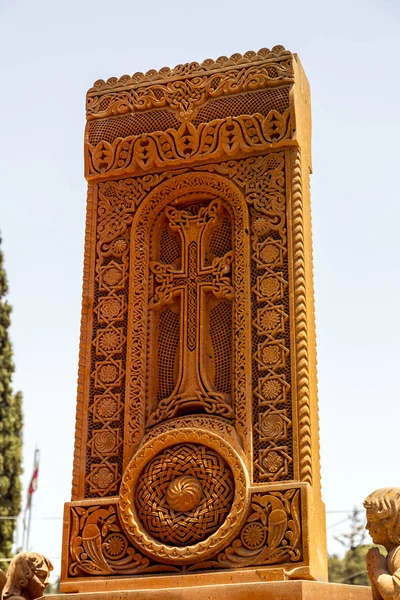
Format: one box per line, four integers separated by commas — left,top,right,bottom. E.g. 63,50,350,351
50,581,373,600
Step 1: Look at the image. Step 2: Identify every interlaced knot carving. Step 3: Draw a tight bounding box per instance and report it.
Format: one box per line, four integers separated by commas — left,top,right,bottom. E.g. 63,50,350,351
135,444,234,546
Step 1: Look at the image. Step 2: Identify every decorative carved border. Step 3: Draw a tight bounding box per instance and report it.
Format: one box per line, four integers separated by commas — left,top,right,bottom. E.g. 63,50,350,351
87,64,293,121
196,154,294,483
125,172,252,459
290,150,312,485
86,110,292,180
87,46,293,95
63,483,305,580
72,183,97,500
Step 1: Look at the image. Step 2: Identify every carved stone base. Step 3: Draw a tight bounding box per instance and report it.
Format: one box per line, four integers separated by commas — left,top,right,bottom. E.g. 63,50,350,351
51,580,372,600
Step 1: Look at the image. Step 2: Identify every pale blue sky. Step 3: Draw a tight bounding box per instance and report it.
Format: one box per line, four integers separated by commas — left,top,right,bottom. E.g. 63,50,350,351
0,0,399,580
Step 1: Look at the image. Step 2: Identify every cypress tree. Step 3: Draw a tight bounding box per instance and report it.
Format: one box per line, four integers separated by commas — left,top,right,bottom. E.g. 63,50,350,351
0,235,23,559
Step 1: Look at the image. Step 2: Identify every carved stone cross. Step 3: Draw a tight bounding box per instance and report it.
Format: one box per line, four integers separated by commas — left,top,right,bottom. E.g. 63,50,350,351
147,199,235,426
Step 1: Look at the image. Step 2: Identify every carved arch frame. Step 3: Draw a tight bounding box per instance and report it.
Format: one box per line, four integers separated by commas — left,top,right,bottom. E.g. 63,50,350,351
123,172,253,467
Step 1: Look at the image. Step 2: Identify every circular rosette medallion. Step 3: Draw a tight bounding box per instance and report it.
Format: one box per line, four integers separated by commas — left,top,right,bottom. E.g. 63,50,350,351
119,428,249,563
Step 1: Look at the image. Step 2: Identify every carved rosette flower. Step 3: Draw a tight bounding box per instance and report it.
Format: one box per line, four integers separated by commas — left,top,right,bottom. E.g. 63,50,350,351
93,467,114,489
99,330,120,352
241,522,266,549
112,238,128,255
94,431,116,454
97,397,118,418
262,345,280,365
103,533,127,559
260,244,279,263
262,379,282,399
166,475,202,512
103,267,122,286
261,309,280,331
259,413,284,438
100,298,122,319
252,217,270,236
99,364,118,383
263,451,284,473
260,277,280,297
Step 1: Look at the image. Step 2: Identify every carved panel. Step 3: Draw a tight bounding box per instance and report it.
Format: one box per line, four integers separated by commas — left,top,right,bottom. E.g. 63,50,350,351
86,110,292,179
82,155,298,498
66,485,303,577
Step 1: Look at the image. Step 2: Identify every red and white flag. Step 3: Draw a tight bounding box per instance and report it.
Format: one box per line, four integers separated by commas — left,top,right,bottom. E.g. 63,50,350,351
26,448,40,509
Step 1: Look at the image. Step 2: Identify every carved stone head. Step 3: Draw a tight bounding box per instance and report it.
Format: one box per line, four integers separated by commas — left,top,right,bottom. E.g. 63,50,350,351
2,552,53,600
364,488,400,550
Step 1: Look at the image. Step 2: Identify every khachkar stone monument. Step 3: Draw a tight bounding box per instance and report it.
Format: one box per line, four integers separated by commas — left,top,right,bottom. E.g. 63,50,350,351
56,46,370,600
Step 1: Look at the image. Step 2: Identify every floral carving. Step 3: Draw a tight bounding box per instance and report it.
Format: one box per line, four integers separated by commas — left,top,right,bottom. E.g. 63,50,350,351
103,534,127,559
241,522,266,549
262,379,282,399
86,111,292,179
260,278,280,297
93,431,117,454
91,395,121,424
87,61,293,121
97,398,117,418
262,346,280,365
187,489,301,571
66,488,302,578
264,451,284,472
87,46,292,93
258,413,287,439
68,504,176,576
256,447,293,480
102,267,122,286
111,238,128,255
99,365,117,383
93,467,114,489
98,297,123,320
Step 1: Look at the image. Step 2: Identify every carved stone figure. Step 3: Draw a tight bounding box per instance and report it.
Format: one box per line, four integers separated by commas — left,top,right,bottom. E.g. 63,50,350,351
0,570,6,598
364,488,400,600
1,552,53,600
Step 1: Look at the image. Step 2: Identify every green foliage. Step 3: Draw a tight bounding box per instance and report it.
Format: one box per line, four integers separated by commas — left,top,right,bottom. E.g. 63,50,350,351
0,235,23,559
329,545,371,585
328,508,372,586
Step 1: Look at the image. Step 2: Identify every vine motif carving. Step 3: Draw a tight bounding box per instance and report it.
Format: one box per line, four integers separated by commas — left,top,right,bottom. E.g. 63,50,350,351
86,110,292,179
87,63,294,121
87,46,293,94
67,488,301,577
187,488,302,570
68,504,179,576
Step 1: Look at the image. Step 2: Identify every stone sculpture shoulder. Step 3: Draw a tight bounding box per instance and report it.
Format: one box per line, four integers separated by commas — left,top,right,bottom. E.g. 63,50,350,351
364,488,400,600
1,552,53,600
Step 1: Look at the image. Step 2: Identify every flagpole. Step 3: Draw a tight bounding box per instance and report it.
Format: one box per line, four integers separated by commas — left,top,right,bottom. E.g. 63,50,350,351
25,446,40,551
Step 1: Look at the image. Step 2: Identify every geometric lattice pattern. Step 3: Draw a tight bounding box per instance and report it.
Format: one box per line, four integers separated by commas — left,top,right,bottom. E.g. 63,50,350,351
135,443,234,546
